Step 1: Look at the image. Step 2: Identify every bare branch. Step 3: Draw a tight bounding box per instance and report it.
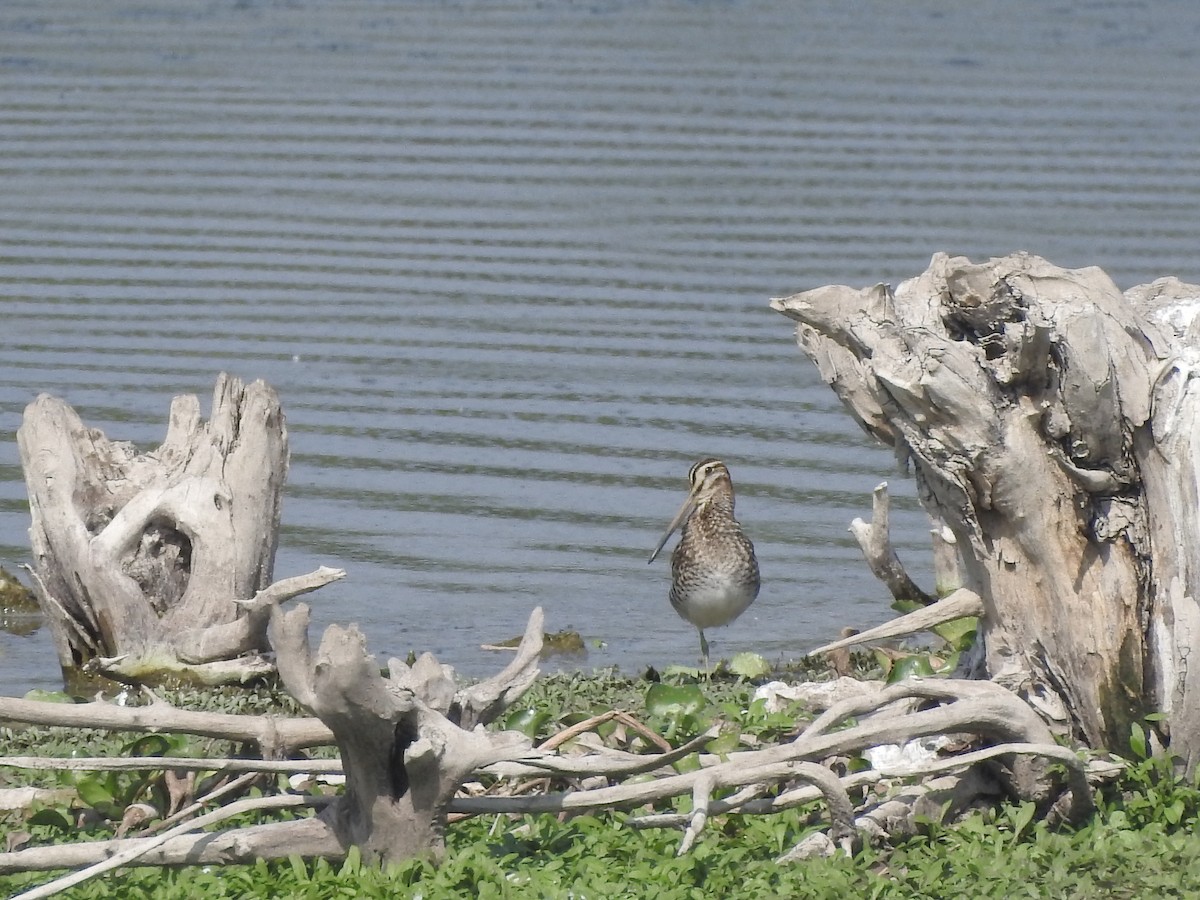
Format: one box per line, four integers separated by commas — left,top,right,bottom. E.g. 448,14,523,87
0,756,341,775
9,794,328,897
849,482,933,604
0,695,332,758
806,589,985,658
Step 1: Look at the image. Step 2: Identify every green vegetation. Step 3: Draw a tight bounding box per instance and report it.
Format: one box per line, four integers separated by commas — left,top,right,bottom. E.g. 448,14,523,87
4,672,1200,898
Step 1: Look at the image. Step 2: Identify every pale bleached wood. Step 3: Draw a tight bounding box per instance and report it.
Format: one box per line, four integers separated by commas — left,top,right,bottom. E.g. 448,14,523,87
848,482,932,604
0,694,332,757
0,671,1098,871
806,588,985,658
772,253,1200,757
0,806,337,878
268,601,544,865
16,374,311,681
10,794,325,900
0,755,341,775
1124,277,1200,774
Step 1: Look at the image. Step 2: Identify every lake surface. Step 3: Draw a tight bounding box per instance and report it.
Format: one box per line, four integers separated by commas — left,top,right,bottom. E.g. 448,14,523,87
3,0,1200,692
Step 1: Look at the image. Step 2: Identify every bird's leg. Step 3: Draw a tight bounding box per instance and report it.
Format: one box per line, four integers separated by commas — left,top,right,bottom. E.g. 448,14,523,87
699,629,710,672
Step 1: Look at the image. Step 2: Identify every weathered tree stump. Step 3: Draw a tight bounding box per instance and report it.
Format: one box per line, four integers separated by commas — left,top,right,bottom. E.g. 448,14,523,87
772,252,1200,763
268,602,544,864
17,373,340,684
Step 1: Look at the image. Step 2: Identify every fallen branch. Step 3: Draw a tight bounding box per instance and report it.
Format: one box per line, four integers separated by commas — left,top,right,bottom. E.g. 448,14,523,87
0,756,341,775
849,482,933,604
0,694,332,758
806,589,986,658
7,794,330,893
137,771,261,837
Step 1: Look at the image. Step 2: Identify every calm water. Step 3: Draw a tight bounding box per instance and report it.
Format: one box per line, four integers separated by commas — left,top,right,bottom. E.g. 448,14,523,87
2,1,1199,692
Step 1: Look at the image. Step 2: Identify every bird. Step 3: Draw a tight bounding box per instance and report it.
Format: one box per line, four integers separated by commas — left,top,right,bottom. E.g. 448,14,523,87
648,458,760,669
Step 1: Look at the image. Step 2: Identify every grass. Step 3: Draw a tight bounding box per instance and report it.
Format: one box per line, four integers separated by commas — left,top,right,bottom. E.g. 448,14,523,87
4,671,1200,898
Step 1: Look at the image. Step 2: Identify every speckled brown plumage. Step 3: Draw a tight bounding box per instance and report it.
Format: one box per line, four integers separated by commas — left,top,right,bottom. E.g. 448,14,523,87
649,458,760,667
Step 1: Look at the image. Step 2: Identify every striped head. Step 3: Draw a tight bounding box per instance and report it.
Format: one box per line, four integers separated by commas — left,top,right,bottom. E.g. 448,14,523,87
685,458,735,510
648,457,738,563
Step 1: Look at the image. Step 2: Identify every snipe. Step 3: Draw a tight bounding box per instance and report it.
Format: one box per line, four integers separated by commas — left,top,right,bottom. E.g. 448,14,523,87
648,458,760,669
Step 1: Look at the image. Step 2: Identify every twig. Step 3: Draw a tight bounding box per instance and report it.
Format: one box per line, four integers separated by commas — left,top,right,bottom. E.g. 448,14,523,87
138,771,259,837
849,482,934,604
805,588,985,658
676,774,713,854
0,756,342,775
537,710,672,754
0,695,333,756
12,794,325,900
232,566,347,611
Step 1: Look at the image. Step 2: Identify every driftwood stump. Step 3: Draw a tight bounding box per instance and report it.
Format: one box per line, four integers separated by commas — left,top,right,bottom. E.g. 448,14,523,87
772,252,1200,762
17,373,340,684
269,602,543,864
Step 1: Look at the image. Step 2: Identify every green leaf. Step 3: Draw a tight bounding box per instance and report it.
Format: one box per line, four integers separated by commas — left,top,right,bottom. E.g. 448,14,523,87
502,707,552,739
288,853,309,883
645,683,706,718
28,808,72,831
74,777,116,811
1129,723,1148,760
22,689,73,703
728,652,771,679
1009,801,1036,842
705,731,741,756
1164,799,1186,825
339,844,362,876
885,654,937,684
660,664,703,678
930,616,979,651
123,734,172,757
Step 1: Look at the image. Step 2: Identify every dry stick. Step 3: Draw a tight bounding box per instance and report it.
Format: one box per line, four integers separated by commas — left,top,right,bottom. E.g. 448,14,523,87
455,686,1056,820
632,770,886,825
798,678,1049,743
630,741,1093,841
0,696,333,756
676,774,714,855
486,727,720,779
537,711,619,751
805,588,986,658
453,757,857,839
138,771,260,837
849,481,933,604
11,794,325,900
612,712,674,753
537,711,672,754
629,782,773,828
0,756,343,775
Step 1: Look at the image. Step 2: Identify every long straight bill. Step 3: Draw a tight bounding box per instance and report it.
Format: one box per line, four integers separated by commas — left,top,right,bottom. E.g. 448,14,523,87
648,492,698,563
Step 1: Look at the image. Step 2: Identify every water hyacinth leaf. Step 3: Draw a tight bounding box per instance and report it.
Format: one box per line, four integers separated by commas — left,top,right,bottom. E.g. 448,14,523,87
74,777,117,812
645,683,706,718
931,616,979,651
885,654,938,684
671,751,703,775
27,808,72,831
123,734,172,757
660,664,703,679
727,652,771,678
705,730,742,756
502,707,552,739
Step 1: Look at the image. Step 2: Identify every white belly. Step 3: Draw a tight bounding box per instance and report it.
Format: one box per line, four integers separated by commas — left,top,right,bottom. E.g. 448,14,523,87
673,581,757,629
